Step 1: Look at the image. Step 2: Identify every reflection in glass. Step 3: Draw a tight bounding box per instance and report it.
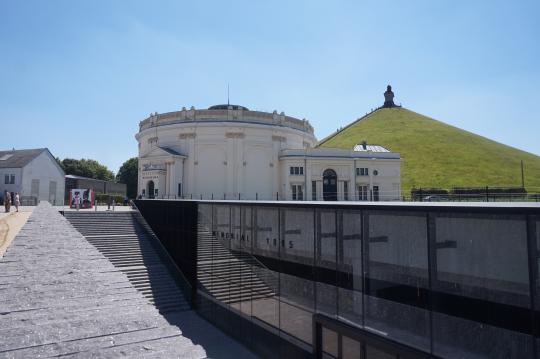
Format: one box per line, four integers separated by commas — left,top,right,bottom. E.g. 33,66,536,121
197,204,213,296
317,210,338,316
322,327,338,358
280,208,315,344
192,203,536,359
365,344,395,359
433,214,532,358
338,210,363,325
252,206,280,329
536,217,540,359
212,205,232,305
364,212,430,351
239,206,253,317
342,336,361,359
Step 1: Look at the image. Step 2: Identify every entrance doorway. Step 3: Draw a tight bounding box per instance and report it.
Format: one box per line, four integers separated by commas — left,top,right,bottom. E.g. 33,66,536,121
323,169,337,201
147,181,155,199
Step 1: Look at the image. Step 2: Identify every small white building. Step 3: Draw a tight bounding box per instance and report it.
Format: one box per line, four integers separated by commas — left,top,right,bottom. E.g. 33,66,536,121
0,148,65,205
136,105,400,201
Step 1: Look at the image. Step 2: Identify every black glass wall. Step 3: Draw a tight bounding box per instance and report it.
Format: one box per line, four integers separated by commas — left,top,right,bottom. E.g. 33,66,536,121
138,199,540,359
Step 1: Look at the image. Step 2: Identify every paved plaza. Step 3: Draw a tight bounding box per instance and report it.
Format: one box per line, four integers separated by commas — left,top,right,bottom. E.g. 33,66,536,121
0,203,257,358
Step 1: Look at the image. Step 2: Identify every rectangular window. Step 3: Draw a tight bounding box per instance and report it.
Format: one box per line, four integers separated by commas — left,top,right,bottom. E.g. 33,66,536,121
4,174,8,184
373,185,379,201
358,185,368,201
10,174,15,184
344,181,348,200
289,166,304,175
312,181,317,200
291,184,303,201
178,183,182,197
356,168,369,176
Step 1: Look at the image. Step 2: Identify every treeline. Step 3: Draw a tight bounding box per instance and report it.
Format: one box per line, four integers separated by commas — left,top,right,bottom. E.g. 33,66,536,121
56,158,115,181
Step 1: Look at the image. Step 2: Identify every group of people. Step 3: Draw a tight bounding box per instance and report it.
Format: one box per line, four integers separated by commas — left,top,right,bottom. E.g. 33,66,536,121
3,191,20,213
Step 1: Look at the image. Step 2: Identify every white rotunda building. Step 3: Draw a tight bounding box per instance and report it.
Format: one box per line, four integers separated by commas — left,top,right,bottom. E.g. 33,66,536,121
136,104,401,201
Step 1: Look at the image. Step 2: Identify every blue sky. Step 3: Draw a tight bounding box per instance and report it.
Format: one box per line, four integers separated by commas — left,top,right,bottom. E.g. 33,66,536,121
1,0,539,173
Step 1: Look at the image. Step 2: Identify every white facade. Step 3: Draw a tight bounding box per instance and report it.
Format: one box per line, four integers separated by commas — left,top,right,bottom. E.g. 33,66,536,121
0,149,65,205
136,105,401,201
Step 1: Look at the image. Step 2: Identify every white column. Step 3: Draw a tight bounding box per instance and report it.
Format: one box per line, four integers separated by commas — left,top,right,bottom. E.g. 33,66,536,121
170,161,175,197
163,165,168,197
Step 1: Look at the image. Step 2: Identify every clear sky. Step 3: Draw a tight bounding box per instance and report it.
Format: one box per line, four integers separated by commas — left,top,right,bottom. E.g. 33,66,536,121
1,0,539,174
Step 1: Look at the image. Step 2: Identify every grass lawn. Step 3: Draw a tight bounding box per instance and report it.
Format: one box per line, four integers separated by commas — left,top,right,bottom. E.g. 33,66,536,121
318,107,540,196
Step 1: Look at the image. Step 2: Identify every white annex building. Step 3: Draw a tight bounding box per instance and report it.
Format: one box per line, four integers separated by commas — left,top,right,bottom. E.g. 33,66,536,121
136,104,401,201
0,148,65,205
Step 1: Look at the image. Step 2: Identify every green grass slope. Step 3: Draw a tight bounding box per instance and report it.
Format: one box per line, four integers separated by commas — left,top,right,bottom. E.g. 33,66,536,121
318,107,540,195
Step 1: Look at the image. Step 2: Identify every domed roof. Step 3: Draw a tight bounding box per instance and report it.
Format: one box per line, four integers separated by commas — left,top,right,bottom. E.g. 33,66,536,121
208,104,249,111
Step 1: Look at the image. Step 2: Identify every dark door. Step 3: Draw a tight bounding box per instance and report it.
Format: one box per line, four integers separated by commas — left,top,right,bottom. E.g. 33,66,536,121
147,181,155,199
373,186,379,202
323,169,338,201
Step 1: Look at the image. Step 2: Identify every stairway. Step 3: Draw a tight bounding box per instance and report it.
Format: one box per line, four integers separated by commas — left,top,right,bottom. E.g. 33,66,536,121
63,211,191,314
196,223,277,305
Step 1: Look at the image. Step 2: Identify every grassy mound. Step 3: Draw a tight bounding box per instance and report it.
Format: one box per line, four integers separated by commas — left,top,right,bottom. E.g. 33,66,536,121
318,107,540,195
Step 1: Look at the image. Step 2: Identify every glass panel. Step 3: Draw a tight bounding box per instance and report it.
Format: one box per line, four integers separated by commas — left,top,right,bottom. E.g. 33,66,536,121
365,344,395,359
432,214,533,358
364,212,430,352
197,204,213,296
253,207,279,259
536,217,540,359
211,205,232,305
322,327,338,358
280,208,315,344
433,312,533,359
316,210,337,316
229,206,243,312
239,206,253,317
338,210,363,326
252,206,280,329
342,336,361,359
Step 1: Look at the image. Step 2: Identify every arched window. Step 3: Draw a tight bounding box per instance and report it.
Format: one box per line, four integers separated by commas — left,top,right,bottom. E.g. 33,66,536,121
322,169,337,201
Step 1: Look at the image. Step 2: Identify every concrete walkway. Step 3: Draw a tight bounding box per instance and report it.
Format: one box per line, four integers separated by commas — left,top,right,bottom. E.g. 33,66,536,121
0,203,207,358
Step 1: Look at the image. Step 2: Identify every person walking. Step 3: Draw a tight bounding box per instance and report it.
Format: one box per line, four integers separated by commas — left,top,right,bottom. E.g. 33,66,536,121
74,193,81,211
4,191,11,213
14,192,20,212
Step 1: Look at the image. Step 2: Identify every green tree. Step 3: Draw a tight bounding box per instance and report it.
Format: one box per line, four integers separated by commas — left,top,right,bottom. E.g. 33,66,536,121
116,157,138,198
61,158,115,181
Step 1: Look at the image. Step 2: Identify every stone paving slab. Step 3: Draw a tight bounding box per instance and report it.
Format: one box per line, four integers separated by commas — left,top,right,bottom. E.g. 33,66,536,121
0,203,206,359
